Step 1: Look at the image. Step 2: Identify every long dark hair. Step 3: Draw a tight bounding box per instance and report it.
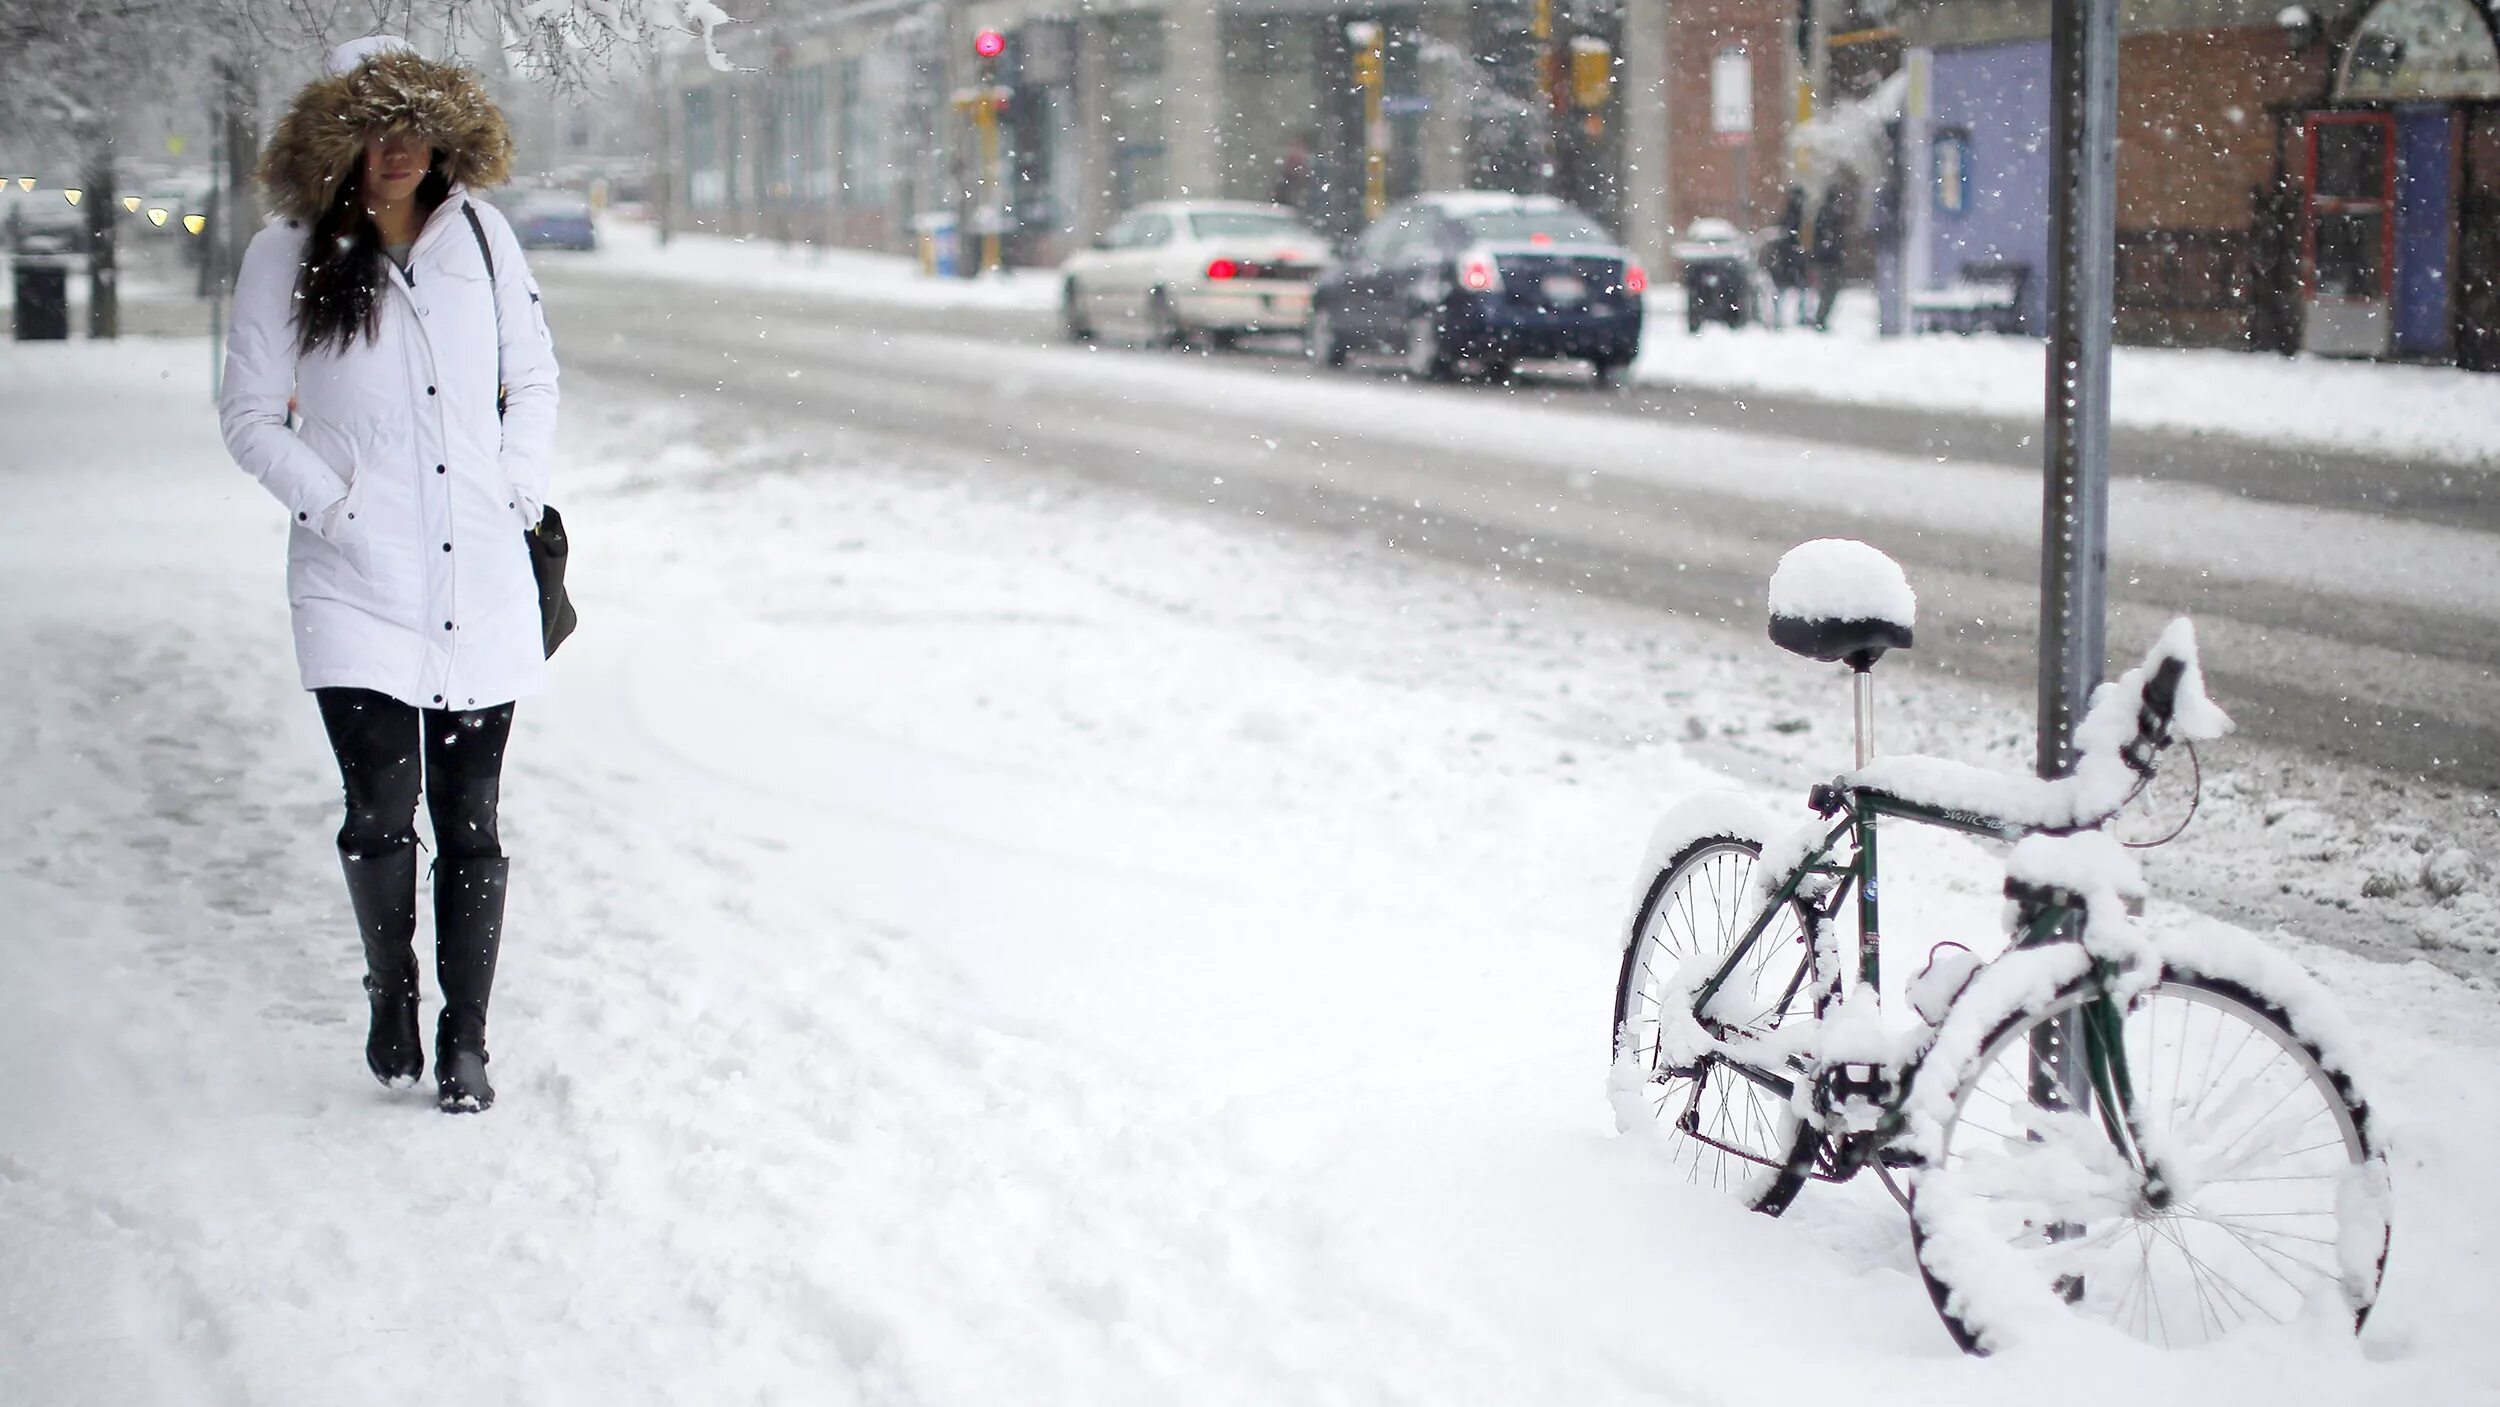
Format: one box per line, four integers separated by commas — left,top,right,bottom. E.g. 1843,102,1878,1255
293,154,449,356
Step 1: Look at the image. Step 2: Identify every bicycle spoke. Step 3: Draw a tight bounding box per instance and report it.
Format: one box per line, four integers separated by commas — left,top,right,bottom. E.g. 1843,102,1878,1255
2187,1210,2341,1294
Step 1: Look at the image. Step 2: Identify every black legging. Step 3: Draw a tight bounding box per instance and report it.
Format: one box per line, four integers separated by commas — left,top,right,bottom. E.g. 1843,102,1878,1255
316,688,514,862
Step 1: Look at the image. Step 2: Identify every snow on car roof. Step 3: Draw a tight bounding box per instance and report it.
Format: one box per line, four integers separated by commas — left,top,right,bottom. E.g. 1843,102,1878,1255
1415,191,1569,215
1126,200,1298,216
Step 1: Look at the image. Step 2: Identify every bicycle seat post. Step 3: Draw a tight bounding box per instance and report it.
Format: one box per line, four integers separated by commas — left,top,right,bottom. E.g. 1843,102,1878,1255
1851,655,1878,769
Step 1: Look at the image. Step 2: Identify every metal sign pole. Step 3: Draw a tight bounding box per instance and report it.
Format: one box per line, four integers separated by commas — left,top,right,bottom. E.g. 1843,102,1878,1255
2036,0,2121,1185
2037,0,2119,779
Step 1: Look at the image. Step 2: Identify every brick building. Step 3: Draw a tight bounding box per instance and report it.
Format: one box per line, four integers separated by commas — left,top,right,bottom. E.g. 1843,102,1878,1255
1663,0,1797,235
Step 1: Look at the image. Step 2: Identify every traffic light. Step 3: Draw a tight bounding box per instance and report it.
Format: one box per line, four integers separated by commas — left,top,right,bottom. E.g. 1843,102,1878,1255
1570,36,1612,108
973,29,1005,59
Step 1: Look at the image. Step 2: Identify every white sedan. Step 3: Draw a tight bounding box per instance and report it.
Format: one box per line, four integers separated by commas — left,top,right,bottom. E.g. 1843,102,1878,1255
1059,201,1333,348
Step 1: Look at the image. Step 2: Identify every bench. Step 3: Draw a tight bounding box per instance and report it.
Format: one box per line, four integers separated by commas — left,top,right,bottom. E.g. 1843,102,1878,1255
1911,260,2031,335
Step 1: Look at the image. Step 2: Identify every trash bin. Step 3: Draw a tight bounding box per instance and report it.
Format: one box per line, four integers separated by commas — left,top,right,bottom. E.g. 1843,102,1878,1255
909,212,960,279
1671,218,1756,334
12,256,70,341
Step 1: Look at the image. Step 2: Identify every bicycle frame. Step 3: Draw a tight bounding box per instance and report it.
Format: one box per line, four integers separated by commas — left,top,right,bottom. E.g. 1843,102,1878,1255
1678,783,2151,1185
1689,786,2016,1026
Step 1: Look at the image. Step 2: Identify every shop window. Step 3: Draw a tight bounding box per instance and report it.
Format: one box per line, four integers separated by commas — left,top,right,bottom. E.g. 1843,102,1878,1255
2313,212,2387,297
838,57,891,204
1933,127,1969,215
1109,13,1165,78
684,89,722,209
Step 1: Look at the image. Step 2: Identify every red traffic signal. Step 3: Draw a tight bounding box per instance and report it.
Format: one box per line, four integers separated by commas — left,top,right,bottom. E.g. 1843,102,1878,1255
973,29,1006,59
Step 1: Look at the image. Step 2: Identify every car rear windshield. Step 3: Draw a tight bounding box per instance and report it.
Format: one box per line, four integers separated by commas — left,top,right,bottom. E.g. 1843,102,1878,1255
1460,209,1610,245
1189,211,1308,239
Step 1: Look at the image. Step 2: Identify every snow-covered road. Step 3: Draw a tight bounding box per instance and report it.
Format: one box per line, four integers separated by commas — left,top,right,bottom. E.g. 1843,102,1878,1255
539,261,2500,799
4,340,2496,1404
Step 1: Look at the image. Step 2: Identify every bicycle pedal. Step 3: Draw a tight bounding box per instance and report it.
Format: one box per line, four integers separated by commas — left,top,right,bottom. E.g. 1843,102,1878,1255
1813,1062,1896,1131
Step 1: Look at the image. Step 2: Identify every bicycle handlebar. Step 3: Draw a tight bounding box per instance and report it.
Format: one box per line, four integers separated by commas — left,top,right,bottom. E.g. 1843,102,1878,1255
2121,655,2190,776
1840,620,2228,837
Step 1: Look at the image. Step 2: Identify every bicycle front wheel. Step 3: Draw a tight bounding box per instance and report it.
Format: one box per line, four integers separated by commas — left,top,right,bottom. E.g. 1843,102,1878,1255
1908,959,2388,1353
1612,827,1822,1213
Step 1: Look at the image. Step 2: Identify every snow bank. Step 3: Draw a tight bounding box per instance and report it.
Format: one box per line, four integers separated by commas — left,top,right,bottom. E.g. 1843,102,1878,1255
564,216,1060,312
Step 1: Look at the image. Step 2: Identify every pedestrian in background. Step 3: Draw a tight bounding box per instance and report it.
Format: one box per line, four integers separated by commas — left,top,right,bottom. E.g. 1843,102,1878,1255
1808,177,1856,333
218,36,559,1113
1762,187,1808,328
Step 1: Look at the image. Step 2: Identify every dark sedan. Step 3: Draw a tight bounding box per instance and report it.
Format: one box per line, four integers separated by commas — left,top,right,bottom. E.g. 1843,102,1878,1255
1307,194,1646,383
503,191,597,251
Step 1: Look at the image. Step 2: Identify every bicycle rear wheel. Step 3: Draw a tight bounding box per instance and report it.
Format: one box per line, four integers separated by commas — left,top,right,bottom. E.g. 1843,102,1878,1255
1908,957,2388,1353
1612,827,1823,1213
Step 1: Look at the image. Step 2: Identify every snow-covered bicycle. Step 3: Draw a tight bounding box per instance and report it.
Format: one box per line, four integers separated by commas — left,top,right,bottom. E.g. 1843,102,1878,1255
1610,540,2391,1353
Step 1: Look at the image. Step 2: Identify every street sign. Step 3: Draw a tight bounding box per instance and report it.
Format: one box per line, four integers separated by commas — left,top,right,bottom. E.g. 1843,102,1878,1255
1712,47,1752,145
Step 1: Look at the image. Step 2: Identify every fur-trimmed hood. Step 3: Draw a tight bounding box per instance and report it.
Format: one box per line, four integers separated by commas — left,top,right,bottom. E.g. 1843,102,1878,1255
258,49,513,223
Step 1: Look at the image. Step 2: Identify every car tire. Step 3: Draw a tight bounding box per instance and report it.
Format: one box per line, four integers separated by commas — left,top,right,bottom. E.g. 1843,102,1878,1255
1062,280,1094,342
1308,307,1346,368
1148,288,1188,349
1403,310,1454,381
1592,357,1629,389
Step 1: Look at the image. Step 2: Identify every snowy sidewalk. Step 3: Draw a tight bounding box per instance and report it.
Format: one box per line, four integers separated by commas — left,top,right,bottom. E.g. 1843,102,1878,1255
1632,290,2500,470
3,338,2494,1404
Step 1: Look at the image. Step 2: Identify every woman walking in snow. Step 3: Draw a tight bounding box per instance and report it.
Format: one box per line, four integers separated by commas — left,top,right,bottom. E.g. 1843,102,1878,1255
219,37,558,1113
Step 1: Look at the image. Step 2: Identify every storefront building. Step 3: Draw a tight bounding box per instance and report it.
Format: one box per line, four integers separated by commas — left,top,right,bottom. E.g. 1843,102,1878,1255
661,0,1657,272
1899,0,2499,368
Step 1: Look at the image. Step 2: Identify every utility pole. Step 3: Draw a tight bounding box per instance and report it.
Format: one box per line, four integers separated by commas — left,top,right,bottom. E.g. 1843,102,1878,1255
1529,0,1557,195
1348,21,1387,222
80,129,118,339
649,51,676,248
2037,0,2120,777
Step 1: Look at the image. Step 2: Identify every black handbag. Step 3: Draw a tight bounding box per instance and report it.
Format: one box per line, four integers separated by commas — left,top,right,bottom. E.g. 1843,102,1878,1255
468,202,576,659
528,505,579,657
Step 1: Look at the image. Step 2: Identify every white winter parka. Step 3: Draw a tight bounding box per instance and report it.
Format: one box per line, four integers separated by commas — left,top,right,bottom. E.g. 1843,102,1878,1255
219,193,558,712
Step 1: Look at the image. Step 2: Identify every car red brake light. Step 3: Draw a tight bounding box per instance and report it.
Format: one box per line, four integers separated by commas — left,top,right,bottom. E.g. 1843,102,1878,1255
1625,264,1649,295
1529,232,1554,246
1460,256,1500,292
1205,258,1240,280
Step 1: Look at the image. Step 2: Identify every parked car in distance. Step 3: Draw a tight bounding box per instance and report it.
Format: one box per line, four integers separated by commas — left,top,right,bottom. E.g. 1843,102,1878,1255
1308,193,1646,383
5,201,88,256
501,190,597,251
1672,217,1757,332
1059,201,1332,347
3,191,89,256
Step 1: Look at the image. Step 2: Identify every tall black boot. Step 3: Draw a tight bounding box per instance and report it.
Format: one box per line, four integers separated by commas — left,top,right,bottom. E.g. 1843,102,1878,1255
341,842,424,1086
434,856,509,1113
